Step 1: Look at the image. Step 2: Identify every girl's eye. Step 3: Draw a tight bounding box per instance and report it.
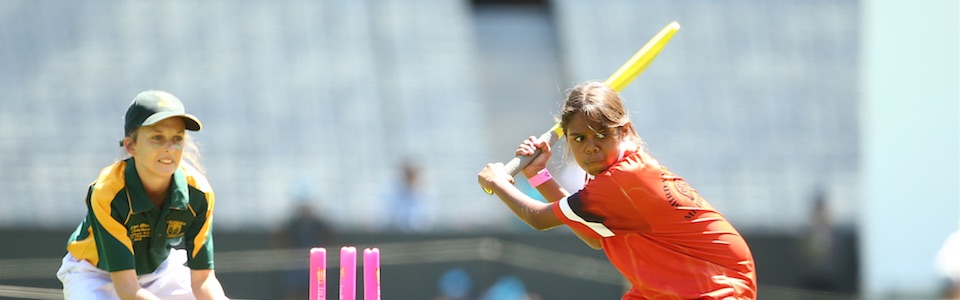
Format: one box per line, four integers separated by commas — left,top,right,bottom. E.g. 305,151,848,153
596,132,606,139
151,135,164,142
173,136,184,142
574,136,585,142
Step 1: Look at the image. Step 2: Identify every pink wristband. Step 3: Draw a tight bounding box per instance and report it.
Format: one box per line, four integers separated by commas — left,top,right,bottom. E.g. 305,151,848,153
528,169,553,188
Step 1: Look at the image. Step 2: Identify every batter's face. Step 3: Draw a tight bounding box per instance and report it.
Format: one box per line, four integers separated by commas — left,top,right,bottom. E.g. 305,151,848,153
125,117,187,180
565,112,623,176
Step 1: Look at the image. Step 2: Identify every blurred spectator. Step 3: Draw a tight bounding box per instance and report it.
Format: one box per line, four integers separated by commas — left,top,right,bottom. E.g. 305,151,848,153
799,189,840,292
480,275,540,300
434,267,474,300
383,160,435,232
936,230,960,299
274,197,337,300
275,199,337,249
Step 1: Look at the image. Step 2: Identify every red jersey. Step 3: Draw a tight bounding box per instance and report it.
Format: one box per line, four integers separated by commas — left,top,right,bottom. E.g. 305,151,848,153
551,149,757,300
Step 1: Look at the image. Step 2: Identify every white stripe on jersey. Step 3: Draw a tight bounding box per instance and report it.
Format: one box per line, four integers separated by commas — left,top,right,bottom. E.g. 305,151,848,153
559,196,615,237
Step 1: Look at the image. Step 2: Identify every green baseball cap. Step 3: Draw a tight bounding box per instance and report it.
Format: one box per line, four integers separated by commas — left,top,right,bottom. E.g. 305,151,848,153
123,90,202,138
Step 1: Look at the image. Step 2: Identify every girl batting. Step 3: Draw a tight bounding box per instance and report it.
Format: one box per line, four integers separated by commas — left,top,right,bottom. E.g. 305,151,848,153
478,81,757,299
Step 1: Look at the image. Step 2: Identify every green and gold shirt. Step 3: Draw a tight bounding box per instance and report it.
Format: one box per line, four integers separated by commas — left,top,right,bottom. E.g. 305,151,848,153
66,158,216,275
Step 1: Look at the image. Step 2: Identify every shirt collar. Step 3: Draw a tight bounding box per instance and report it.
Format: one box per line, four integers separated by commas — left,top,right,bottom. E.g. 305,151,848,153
124,158,190,213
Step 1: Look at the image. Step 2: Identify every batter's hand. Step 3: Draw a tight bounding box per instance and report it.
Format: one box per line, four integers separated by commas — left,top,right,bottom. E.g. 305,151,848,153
516,136,552,178
478,162,515,194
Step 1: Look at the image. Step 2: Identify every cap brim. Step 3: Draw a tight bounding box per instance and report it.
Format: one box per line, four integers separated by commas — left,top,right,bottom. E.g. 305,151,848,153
142,112,203,132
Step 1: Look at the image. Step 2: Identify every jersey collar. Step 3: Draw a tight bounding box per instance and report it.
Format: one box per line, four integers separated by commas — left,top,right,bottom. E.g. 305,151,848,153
124,158,190,213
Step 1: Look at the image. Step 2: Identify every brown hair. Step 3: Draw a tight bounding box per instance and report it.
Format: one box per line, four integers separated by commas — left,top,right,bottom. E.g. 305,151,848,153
558,81,643,148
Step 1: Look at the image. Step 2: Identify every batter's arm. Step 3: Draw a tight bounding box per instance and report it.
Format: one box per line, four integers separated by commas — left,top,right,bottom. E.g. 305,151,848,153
479,163,562,230
479,163,603,249
519,172,602,249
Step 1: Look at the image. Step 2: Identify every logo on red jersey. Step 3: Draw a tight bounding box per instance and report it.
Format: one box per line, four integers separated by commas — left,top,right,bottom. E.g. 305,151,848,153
661,170,703,220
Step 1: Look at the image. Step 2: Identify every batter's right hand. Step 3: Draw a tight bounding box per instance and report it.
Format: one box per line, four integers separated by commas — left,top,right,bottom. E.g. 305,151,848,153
516,136,551,178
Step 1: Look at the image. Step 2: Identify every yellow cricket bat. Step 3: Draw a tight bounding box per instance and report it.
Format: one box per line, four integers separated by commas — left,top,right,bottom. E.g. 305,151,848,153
484,21,681,194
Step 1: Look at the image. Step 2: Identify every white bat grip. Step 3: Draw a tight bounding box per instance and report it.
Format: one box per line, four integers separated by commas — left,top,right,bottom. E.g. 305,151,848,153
484,126,563,194
503,128,561,175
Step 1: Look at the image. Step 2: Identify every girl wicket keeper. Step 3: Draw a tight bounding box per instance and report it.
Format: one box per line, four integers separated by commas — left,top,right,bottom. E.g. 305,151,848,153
57,90,229,300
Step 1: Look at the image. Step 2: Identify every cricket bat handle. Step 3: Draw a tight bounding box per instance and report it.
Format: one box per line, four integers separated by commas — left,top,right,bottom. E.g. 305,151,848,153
483,124,564,194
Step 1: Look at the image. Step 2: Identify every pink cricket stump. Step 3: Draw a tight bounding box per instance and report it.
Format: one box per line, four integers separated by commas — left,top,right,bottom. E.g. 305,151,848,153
340,246,357,300
363,248,381,300
310,248,326,300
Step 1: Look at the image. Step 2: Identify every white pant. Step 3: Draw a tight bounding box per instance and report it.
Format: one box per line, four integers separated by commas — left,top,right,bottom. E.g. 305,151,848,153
57,249,195,300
